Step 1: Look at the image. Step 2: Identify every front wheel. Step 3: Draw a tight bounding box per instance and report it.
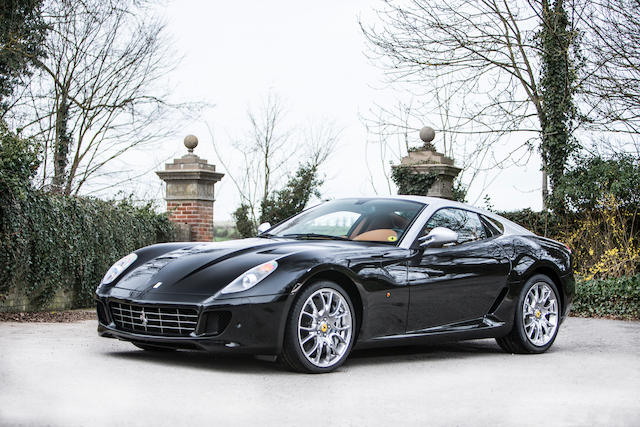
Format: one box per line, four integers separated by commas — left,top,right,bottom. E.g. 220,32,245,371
496,274,561,354
280,281,356,373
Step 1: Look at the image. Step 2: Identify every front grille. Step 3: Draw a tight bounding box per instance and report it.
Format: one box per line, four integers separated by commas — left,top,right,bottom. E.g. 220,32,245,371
109,302,198,336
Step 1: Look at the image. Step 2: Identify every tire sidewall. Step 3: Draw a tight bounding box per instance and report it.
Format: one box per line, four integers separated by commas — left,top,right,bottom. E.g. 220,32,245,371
286,280,357,373
514,274,561,353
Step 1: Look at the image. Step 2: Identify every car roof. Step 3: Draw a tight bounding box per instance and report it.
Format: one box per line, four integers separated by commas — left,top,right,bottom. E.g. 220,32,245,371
333,195,534,236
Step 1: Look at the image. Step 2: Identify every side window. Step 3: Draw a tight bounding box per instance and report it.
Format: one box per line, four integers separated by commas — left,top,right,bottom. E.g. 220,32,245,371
423,208,487,244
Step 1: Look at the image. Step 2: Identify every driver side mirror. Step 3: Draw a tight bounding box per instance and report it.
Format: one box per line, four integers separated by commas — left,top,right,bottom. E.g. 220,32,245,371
257,222,271,234
418,227,458,248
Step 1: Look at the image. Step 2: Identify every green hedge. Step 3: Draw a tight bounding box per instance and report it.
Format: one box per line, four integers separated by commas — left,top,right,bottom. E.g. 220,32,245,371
0,190,176,309
497,208,564,238
572,275,640,320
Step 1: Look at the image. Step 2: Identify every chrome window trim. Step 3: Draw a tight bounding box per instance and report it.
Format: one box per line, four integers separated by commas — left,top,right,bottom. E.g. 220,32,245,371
395,196,533,249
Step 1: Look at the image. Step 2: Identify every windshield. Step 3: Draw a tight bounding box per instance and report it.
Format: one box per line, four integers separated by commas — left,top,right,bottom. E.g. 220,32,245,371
268,198,425,244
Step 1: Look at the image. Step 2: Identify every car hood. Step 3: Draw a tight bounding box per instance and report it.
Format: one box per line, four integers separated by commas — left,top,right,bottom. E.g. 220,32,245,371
111,238,381,296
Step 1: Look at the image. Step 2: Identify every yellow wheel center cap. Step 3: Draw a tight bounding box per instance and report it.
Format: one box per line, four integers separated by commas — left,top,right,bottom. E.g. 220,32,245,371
320,323,328,333
535,310,541,319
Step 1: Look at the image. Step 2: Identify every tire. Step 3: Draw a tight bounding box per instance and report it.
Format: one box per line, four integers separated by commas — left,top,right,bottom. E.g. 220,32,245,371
132,342,176,352
496,274,561,354
280,281,356,373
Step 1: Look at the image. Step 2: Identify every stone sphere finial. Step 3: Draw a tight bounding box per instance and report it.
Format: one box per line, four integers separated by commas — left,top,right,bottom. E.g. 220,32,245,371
184,134,198,153
419,126,435,143
419,126,436,151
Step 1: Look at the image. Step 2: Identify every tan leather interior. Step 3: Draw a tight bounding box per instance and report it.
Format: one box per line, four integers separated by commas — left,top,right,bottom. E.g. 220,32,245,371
353,229,398,242
349,219,367,238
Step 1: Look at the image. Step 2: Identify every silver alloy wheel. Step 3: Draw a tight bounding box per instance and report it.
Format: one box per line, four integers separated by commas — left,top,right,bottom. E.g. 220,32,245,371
522,282,559,346
297,288,353,368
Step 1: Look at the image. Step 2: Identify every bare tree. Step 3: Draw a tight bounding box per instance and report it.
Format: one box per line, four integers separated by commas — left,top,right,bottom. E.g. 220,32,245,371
210,93,340,228
210,93,291,225
246,93,291,210
7,0,189,195
301,118,340,170
581,0,640,145
361,0,581,207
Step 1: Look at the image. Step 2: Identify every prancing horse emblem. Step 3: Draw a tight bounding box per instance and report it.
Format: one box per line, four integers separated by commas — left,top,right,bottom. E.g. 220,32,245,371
139,309,148,326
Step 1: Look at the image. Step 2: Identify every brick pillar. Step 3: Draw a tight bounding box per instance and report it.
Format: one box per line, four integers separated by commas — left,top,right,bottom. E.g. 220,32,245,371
156,135,224,242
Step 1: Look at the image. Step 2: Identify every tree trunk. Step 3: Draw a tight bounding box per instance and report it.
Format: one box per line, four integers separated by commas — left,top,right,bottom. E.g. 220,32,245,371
52,83,71,194
542,167,549,210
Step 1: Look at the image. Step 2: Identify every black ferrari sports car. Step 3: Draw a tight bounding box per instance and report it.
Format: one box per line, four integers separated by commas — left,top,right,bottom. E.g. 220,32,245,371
96,196,574,373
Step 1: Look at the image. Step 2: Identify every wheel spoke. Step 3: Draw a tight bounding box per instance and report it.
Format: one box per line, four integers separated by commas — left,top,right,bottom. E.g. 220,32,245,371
545,318,556,328
310,298,319,316
540,321,549,335
538,287,547,304
301,333,316,345
329,332,346,343
332,299,343,317
314,342,323,363
326,292,333,313
301,310,314,318
326,341,336,358
304,339,318,355
334,311,349,320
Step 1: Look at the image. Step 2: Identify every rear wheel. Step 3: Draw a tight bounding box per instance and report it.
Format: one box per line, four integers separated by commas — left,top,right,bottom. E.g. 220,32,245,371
280,281,356,373
496,274,561,354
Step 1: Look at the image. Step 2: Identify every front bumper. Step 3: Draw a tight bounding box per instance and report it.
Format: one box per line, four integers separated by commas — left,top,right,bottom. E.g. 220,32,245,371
96,293,291,355
559,272,575,323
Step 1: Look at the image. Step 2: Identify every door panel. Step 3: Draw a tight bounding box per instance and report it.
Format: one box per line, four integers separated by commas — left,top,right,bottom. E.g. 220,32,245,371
407,239,510,332
351,250,409,340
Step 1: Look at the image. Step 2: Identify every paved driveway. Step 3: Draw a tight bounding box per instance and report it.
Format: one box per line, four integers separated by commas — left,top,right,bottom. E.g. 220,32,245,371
1,317,638,426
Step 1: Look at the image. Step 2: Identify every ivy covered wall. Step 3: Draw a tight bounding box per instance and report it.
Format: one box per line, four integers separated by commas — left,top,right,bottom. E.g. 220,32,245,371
0,192,176,311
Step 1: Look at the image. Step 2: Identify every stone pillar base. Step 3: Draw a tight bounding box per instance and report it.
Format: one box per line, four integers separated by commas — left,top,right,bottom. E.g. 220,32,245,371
397,149,462,199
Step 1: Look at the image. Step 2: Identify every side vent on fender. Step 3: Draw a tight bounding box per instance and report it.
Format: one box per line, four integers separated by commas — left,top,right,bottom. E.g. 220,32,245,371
488,287,509,314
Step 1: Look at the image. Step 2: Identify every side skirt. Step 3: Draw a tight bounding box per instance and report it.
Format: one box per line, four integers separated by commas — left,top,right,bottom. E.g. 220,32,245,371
354,316,508,350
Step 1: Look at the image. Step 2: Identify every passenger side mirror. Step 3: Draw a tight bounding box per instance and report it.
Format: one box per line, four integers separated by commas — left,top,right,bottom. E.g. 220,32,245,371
257,222,271,234
418,227,458,248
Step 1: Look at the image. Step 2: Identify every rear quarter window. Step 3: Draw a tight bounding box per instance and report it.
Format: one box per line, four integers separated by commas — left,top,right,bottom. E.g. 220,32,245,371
480,215,504,236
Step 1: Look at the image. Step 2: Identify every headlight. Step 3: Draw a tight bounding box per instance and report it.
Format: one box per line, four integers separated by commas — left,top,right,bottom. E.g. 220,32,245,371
220,260,278,294
101,253,138,285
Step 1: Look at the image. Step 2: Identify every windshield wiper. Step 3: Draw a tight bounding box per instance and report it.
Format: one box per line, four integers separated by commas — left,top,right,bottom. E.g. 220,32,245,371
282,233,351,241
257,233,276,239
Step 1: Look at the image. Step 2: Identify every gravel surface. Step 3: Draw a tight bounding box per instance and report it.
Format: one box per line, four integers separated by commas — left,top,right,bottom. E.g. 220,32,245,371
0,309,96,323
1,317,639,426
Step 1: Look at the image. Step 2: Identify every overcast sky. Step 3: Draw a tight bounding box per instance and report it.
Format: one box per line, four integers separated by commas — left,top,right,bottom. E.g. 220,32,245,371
110,0,544,222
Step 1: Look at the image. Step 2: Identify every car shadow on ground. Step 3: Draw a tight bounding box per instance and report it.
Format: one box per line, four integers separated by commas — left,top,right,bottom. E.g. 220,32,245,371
104,338,504,374
105,348,285,375
347,339,503,366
